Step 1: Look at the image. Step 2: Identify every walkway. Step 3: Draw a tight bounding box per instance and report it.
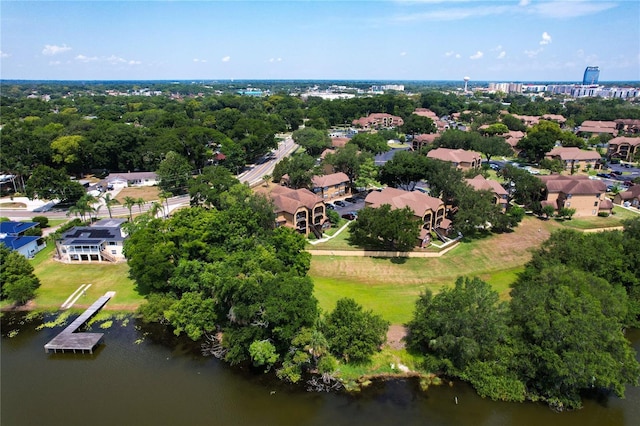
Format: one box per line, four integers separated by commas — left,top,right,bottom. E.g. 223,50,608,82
44,291,115,354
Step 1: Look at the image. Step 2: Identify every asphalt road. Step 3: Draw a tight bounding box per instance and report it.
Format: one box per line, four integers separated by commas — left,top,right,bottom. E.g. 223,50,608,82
238,137,299,186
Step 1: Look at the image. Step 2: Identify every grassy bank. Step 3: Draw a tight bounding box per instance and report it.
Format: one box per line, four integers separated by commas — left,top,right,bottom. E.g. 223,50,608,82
23,245,144,311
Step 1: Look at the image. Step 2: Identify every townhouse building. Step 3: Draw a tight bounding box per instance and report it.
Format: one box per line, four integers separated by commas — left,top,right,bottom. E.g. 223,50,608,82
311,172,351,200
270,185,326,237
607,136,640,162
426,148,482,171
544,147,602,172
538,175,612,217
465,175,509,212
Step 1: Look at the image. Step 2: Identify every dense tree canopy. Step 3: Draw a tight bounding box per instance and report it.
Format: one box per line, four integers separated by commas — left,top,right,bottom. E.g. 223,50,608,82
348,204,420,251
0,245,41,304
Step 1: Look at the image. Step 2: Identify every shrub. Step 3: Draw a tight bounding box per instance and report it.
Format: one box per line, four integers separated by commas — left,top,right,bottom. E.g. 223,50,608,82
598,212,610,217
31,216,49,228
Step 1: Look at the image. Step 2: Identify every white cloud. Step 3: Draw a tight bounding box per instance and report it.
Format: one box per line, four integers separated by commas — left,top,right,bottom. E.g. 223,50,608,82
75,53,140,65
268,57,282,63
0,51,9,58
391,0,617,23
193,58,207,63
497,51,506,59
42,44,72,56
540,32,552,45
107,55,127,64
529,1,617,19
445,51,455,57
75,54,99,62
470,51,483,60
221,56,231,62
524,48,543,58
400,51,407,56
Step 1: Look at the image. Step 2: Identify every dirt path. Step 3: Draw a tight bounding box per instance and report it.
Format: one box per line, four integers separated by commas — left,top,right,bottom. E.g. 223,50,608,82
386,325,407,350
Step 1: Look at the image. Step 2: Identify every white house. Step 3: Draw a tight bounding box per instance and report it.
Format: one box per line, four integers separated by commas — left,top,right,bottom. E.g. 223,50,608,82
55,218,128,263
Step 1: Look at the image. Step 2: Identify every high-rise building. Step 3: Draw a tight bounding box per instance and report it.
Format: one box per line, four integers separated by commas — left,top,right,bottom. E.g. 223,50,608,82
583,66,600,85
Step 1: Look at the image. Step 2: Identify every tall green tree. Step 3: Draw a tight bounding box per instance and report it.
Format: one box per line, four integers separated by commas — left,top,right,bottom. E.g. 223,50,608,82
323,298,389,363
509,266,639,409
25,165,85,203
156,151,192,195
0,245,41,305
348,205,420,251
292,127,331,157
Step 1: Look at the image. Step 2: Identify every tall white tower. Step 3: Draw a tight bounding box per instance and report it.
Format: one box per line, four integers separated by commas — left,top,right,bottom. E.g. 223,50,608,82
463,76,470,92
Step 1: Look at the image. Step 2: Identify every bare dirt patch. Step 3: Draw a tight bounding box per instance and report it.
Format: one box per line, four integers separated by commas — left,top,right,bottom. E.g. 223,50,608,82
115,186,160,203
0,202,27,209
386,325,407,350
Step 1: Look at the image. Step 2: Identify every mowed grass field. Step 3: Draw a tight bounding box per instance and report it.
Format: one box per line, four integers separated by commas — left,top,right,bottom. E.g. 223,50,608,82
310,215,561,324
25,245,143,312
14,207,636,322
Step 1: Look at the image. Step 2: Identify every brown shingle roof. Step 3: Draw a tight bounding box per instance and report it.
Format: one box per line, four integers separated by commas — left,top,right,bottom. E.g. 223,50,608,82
427,148,481,164
465,175,508,196
312,172,349,188
609,136,640,146
618,186,640,200
271,185,322,214
546,147,601,161
538,175,606,195
365,187,444,217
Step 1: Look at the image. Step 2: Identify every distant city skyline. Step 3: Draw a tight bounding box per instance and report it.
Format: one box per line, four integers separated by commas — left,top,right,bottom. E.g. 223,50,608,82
1,1,639,82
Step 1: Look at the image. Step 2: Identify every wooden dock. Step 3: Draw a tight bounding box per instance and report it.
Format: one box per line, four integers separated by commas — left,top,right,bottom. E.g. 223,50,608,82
44,291,115,354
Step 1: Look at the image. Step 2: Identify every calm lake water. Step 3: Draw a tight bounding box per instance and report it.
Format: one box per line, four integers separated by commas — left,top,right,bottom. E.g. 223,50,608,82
1,312,639,426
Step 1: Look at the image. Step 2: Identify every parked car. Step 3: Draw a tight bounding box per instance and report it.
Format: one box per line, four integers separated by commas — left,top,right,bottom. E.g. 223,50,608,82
344,197,356,203
341,213,357,220
334,200,346,207
325,203,336,210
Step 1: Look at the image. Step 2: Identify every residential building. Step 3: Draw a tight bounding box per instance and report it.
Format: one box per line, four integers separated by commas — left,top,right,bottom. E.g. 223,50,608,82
615,119,640,134
0,221,46,258
103,172,158,189
577,120,618,136
270,185,326,237
541,114,567,126
544,147,602,172
465,175,509,212
411,134,438,152
583,66,600,85
352,113,404,130
613,186,640,208
55,218,128,263
538,175,612,217
364,187,446,232
607,136,640,162
426,148,482,170
311,172,350,200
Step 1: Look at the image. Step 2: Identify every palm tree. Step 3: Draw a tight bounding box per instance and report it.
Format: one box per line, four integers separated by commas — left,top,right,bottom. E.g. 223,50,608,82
136,197,146,213
102,193,120,219
123,196,137,221
149,201,163,218
159,190,172,218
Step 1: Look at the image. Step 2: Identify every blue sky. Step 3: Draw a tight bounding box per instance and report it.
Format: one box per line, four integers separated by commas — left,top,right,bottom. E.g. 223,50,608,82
1,0,638,82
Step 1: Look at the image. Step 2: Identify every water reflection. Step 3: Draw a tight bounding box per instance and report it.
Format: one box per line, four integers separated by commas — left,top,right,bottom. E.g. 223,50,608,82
1,313,638,426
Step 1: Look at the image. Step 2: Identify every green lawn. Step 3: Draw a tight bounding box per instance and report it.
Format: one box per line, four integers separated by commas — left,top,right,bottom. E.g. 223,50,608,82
557,206,638,230
27,245,144,311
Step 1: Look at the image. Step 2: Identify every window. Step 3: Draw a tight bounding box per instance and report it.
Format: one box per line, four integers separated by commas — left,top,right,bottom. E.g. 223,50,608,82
594,201,599,207
111,250,117,255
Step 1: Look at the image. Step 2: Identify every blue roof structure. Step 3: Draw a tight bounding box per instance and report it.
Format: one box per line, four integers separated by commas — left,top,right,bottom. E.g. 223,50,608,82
0,235,40,251
0,221,38,236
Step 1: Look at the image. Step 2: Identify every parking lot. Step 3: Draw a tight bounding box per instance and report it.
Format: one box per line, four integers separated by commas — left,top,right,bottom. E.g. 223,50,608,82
325,192,367,219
